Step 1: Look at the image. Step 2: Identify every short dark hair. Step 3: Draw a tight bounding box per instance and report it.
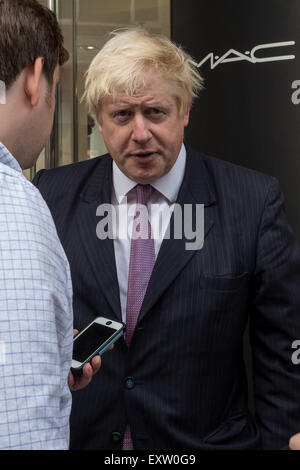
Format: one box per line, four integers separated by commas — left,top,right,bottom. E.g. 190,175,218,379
0,0,69,90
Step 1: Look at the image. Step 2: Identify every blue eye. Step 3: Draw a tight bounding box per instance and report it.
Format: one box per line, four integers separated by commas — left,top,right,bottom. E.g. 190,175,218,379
114,110,131,122
146,108,164,118
117,110,129,117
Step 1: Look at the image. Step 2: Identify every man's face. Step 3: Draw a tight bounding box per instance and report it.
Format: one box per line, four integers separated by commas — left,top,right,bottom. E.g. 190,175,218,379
98,75,190,184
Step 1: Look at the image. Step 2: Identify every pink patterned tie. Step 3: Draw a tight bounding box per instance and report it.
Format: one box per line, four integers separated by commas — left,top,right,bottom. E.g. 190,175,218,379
122,184,155,450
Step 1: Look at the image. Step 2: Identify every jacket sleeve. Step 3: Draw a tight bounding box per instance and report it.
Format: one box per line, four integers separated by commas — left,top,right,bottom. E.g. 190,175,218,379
250,177,300,449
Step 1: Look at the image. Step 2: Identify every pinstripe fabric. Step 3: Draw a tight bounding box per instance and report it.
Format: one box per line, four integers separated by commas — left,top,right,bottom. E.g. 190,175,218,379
0,143,73,450
33,147,300,450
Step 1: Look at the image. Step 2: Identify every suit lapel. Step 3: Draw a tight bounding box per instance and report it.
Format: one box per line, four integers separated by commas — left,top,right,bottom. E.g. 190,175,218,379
138,149,216,322
76,156,122,321
74,150,216,326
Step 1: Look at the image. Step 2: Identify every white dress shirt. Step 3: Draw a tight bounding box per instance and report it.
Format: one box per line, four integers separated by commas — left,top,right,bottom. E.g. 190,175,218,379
0,142,73,450
112,144,186,323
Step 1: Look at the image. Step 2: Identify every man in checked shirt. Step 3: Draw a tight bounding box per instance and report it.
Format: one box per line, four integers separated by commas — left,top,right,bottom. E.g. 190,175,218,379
0,0,102,449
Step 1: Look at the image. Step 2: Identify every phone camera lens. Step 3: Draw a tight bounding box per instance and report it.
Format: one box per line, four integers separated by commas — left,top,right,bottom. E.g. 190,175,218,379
106,321,112,325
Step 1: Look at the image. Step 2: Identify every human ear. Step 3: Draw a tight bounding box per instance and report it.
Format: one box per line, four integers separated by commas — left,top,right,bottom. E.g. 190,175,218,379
24,57,44,107
183,107,190,127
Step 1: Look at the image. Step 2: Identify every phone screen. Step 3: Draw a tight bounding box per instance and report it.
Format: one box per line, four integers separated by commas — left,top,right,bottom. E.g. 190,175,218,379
73,323,116,363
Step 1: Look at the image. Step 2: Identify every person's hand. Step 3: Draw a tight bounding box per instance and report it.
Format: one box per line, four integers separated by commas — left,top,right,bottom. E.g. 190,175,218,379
289,433,300,450
68,354,101,392
68,329,113,392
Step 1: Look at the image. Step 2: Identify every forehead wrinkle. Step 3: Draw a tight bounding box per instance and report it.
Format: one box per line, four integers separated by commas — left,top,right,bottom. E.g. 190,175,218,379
109,93,174,110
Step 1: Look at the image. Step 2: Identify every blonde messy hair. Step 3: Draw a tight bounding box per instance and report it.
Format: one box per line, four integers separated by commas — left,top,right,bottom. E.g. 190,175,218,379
83,28,204,121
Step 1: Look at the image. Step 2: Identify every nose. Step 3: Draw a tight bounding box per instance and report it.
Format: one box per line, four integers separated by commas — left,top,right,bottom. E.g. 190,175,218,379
131,115,152,144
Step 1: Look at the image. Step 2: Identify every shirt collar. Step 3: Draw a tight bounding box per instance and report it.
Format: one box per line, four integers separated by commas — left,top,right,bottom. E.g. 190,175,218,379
112,143,186,204
0,142,22,174
113,161,137,204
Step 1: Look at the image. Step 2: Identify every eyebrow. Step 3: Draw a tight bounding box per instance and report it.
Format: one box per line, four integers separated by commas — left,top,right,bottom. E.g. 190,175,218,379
109,99,172,109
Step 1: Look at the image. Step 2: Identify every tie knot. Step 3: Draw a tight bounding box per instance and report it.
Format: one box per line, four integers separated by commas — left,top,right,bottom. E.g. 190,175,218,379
135,184,153,205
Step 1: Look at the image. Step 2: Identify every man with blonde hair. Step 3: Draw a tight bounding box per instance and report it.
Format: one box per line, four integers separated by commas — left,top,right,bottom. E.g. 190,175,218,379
34,28,300,450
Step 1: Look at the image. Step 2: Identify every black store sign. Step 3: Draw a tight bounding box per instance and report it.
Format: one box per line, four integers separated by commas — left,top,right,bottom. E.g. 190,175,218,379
172,0,300,241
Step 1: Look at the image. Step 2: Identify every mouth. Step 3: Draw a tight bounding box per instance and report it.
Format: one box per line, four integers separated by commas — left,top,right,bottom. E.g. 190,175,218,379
130,151,157,160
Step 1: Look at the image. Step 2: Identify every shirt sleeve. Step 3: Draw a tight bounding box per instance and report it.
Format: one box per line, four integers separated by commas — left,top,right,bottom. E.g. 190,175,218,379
0,172,73,450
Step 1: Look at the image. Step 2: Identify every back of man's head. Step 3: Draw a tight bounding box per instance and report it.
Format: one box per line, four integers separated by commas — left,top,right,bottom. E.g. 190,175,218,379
0,0,68,90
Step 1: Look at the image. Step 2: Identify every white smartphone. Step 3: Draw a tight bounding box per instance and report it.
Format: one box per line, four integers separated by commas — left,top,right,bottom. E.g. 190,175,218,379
71,316,125,375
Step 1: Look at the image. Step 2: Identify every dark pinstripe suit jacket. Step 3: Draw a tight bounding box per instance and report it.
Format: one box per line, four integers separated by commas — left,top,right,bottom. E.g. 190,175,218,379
33,148,300,450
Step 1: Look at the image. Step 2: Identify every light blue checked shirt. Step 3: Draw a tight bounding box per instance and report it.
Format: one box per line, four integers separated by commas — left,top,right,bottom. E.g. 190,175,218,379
0,142,73,450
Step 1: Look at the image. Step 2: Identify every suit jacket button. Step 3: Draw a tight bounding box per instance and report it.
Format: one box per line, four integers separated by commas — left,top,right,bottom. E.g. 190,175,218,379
124,377,135,389
111,432,122,443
